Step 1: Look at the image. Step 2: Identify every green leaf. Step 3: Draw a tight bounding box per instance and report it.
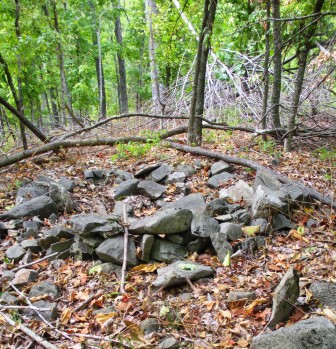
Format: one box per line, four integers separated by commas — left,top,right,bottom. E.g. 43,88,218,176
223,251,231,267
159,305,170,317
178,263,197,271
89,265,103,275
242,225,260,236
297,226,305,235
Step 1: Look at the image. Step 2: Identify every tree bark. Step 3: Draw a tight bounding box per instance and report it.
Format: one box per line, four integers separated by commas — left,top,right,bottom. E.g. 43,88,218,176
284,0,325,152
188,0,218,146
270,0,282,128
114,1,128,114
261,0,271,136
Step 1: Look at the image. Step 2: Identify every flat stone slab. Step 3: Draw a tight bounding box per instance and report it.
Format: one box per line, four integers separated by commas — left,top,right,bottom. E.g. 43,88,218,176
191,215,219,238
12,269,38,288
164,193,206,215
250,316,336,349
114,179,140,200
137,181,165,199
129,208,193,235
207,172,234,189
0,196,58,220
150,239,187,262
152,260,215,289
149,164,174,182
165,172,186,185
210,231,233,263
135,163,161,177
5,244,26,262
70,214,122,237
219,222,243,241
210,161,232,176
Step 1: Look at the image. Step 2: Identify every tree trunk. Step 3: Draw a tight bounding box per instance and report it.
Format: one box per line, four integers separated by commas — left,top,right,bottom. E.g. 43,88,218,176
188,0,218,146
146,0,165,120
15,0,27,149
114,1,128,114
284,0,325,152
270,0,282,128
88,1,107,119
261,0,271,136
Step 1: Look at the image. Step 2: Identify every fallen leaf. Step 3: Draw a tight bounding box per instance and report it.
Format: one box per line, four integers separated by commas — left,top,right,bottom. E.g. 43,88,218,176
60,308,72,325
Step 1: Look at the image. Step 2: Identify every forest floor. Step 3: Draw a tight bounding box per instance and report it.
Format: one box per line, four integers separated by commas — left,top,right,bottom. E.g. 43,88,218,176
0,130,335,348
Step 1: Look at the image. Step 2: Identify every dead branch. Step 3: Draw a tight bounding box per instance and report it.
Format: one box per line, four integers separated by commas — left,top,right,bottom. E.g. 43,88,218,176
166,141,336,209
12,252,58,272
0,311,58,349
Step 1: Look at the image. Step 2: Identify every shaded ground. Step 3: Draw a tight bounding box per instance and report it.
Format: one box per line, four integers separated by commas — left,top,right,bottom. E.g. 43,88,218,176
0,131,335,348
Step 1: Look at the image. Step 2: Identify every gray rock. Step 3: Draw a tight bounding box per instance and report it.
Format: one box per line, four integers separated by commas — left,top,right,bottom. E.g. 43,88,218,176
81,235,104,248
248,219,269,234
49,182,73,212
231,209,251,225
215,214,233,223
158,337,179,349
48,239,73,253
150,239,187,262
152,260,215,289
23,220,41,231
310,281,336,309
210,160,232,176
48,213,58,224
207,172,234,189
166,234,185,245
0,291,18,304
254,168,282,191
92,306,116,315
0,196,58,220
164,193,206,215
268,267,300,329
70,240,94,260
114,179,140,200
191,215,219,238
22,300,58,321
176,164,196,176
135,163,161,178
175,182,188,194
0,271,15,285
242,236,265,254
22,250,33,264
227,291,257,301
194,160,204,169
45,225,75,239
137,180,165,199
129,208,193,235
96,236,138,267
58,177,76,192
252,185,288,219
271,213,294,231
29,281,61,299
91,262,122,277
114,170,133,183
70,214,122,237
140,235,154,262
165,172,186,184
281,183,311,207
12,269,38,288
210,232,233,262
15,181,49,205
187,237,209,252
140,318,160,335
220,180,254,203
204,198,230,217
220,223,243,241
250,316,336,349
38,235,60,250
20,239,42,253
149,164,173,182
5,244,26,261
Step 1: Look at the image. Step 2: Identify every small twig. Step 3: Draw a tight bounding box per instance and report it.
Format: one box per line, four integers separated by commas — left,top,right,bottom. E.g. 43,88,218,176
73,291,102,312
9,282,72,341
120,202,129,294
0,311,58,349
184,275,197,292
12,252,58,272
0,305,53,311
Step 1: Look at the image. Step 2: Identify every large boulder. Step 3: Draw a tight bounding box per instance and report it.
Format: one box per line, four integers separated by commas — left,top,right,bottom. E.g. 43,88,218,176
250,316,336,349
0,196,58,220
129,208,193,235
152,260,215,289
310,281,336,309
95,236,138,267
70,214,122,237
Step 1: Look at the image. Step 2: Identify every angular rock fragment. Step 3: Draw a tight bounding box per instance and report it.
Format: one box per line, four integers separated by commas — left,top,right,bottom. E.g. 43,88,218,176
219,223,243,241
12,269,38,288
207,172,234,189
191,215,219,238
149,164,174,182
5,244,26,262
137,180,166,199
29,281,61,299
310,281,336,309
210,231,233,262
165,172,186,185
114,179,140,199
135,163,161,178
210,160,232,176
150,239,187,262
152,260,214,289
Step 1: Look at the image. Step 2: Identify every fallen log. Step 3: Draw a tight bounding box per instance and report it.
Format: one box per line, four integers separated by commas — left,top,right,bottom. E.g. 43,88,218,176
166,141,336,209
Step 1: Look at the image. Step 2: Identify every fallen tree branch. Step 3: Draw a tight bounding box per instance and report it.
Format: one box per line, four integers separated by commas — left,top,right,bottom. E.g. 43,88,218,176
0,311,58,349
166,141,336,209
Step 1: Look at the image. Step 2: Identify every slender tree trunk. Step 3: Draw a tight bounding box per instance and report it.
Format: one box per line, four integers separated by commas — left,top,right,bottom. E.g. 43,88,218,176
146,0,165,121
114,0,129,114
284,0,325,152
51,0,73,126
15,0,28,149
261,0,271,136
188,0,218,146
270,0,282,128
88,1,107,119
49,88,59,127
